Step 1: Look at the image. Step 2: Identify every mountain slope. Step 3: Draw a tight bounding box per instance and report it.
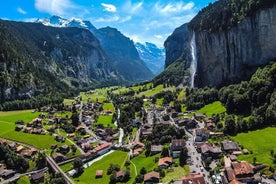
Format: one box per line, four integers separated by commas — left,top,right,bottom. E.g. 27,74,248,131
36,16,154,82
135,42,165,75
164,0,276,87
0,19,119,103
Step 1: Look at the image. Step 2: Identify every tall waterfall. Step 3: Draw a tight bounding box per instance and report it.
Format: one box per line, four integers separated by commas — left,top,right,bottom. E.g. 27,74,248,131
190,31,197,88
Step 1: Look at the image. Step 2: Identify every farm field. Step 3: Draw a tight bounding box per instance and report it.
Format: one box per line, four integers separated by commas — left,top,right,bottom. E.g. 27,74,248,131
0,110,74,150
232,127,276,166
72,151,130,184
131,151,160,173
96,115,115,129
161,165,189,182
197,101,226,116
80,92,107,102
102,103,115,111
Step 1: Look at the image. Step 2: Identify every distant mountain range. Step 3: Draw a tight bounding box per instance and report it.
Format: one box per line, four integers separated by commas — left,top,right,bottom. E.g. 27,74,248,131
36,16,158,80
135,42,165,75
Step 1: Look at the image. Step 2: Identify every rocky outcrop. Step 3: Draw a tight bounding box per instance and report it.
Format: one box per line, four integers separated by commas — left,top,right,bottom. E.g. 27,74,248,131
164,4,276,87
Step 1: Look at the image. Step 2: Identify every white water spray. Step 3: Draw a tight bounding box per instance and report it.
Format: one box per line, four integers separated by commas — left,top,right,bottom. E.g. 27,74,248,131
190,32,197,88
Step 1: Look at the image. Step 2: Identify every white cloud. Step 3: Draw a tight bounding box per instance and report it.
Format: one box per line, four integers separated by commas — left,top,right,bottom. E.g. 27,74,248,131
154,35,163,39
154,1,195,15
101,3,117,13
17,7,27,15
35,0,77,16
119,16,132,23
95,15,120,23
122,1,144,15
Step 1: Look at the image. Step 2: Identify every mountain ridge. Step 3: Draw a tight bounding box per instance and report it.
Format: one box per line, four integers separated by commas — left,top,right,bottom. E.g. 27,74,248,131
36,16,154,82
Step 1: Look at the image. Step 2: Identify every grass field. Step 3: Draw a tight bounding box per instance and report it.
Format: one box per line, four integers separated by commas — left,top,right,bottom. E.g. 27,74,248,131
197,101,226,116
102,103,115,111
0,110,74,150
0,110,40,124
161,165,190,182
73,151,129,184
60,162,73,172
131,151,160,173
177,88,186,101
231,127,276,166
137,84,164,97
80,92,107,103
96,115,115,129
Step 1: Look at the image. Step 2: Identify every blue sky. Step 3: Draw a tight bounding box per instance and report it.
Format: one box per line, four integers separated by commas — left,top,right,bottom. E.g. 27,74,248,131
0,0,215,46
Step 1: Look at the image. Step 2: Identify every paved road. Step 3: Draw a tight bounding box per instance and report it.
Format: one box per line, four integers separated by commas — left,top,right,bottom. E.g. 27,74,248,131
184,124,212,183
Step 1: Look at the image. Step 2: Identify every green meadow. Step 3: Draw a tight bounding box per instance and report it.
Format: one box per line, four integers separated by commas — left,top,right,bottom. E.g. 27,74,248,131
73,151,129,184
232,127,276,166
197,101,226,116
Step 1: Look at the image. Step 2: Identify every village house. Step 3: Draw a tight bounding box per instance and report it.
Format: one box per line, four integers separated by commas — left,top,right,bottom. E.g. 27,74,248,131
205,119,216,129
225,161,255,183
15,125,24,131
55,135,65,142
95,170,103,178
57,145,70,154
116,170,125,181
52,153,66,163
158,157,173,169
16,145,24,153
195,128,210,142
22,148,37,158
141,124,152,137
221,140,240,153
200,144,222,160
0,169,16,179
150,145,163,155
170,139,186,158
176,118,198,129
144,171,160,184
30,171,45,183
181,173,205,184
93,142,111,156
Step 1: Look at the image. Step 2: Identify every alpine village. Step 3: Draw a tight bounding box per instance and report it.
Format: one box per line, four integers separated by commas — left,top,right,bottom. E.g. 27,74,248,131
0,0,275,184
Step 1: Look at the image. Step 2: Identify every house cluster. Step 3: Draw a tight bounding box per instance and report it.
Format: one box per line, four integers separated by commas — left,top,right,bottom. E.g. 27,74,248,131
81,101,101,126
51,143,71,162
15,118,46,135
131,141,145,157
81,142,112,162
0,139,39,181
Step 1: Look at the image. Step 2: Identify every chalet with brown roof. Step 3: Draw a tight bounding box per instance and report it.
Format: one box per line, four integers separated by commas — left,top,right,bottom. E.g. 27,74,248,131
221,140,239,153
95,170,103,178
225,161,254,183
200,144,222,159
181,173,205,184
8,142,16,149
30,171,45,183
170,139,186,158
132,148,143,157
55,135,65,142
195,142,212,152
150,145,163,155
158,157,173,168
116,170,125,181
52,153,66,163
176,118,197,129
0,169,16,179
144,171,160,184
82,143,93,152
22,148,37,158
57,145,70,154
15,125,24,131
16,145,24,153
133,141,145,149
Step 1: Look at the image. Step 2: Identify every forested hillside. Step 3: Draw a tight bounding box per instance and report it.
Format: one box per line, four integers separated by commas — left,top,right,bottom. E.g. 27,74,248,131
186,61,276,133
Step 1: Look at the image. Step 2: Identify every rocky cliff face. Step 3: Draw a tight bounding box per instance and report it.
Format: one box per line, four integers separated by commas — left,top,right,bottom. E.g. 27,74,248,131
0,20,118,102
164,4,276,87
